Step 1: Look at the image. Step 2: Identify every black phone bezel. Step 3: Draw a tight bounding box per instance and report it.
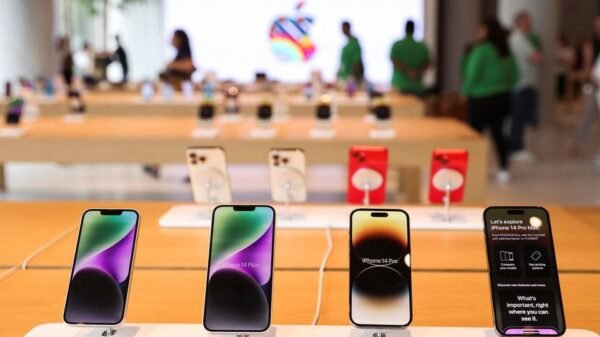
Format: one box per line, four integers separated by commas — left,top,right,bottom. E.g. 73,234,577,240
483,206,566,336
202,205,276,333
348,208,413,328
63,208,140,326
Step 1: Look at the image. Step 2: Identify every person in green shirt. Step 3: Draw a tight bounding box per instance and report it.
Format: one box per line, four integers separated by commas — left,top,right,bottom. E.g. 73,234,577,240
462,18,519,183
337,21,364,83
390,20,430,95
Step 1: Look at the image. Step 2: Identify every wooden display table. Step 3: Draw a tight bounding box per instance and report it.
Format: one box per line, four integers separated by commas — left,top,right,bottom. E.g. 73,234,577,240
564,207,600,231
0,201,594,272
0,201,87,266
23,324,600,337
0,116,487,204
1,270,598,337
0,91,425,118
317,271,600,331
0,269,317,337
1,202,599,336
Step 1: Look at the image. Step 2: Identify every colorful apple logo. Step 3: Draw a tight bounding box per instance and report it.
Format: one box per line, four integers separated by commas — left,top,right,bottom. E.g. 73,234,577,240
269,1,316,62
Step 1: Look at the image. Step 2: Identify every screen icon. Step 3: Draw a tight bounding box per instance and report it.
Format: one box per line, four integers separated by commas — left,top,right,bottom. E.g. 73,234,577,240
530,250,542,261
500,250,514,262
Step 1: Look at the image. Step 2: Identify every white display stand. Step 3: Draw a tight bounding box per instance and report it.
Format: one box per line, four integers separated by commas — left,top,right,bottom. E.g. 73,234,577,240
407,206,483,230
191,128,219,138
23,324,599,337
219,114,242,123
273,112,290,123
39,95,58,103
159,204,484,230
23,103,41,121
351,168,384,206
273,166,307,221
369,128,396,139
309,128,336,139
62,114,86,123
250,127,277,138
159,204,213,228
362,114,376,123
430,168,466,222
0,127,25,137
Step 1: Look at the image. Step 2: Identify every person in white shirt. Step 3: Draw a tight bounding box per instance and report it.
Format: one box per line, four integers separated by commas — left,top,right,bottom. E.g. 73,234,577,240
509,11,542,162
74,41,97,86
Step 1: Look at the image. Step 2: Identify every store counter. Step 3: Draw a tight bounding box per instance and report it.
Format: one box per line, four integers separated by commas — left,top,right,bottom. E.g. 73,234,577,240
0,116,487,204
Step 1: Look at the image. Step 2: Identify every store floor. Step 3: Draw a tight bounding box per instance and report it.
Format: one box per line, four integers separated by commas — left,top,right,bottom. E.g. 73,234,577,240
1,121,599,204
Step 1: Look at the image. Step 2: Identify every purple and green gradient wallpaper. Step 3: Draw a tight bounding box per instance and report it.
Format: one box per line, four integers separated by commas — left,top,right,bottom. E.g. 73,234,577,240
64,210,138,325
204,206,275,332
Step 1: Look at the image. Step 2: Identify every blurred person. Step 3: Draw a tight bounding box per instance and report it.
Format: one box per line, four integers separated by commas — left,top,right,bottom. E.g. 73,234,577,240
572,16,600,160
390,20,430,96
113,35,129,84
144,31,196,178
460,25,487,79
569,39,592,101
74,41,97,87
509,11,542,162
337,21,364,84
160,29,196,90
462,18,519,183
556,34,575,100
56,36,74,89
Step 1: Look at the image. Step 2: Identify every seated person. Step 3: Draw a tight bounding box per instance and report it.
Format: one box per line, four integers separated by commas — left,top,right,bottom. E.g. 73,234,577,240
160,29,196,90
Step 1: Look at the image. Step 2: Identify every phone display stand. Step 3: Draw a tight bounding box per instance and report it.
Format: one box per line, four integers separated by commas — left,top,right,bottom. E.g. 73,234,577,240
24,324,599,337
27,325,140,337
0,126,25,137
210,327,277,337
191,126,219,139
159,204,482,230
273,114,290,123
351,168,384,206
362,114,376,124
23,102,41,121
250,124,277,138
159,204,212,228
102,327,118,336
309,128,336,139
430,168,465,222
309,121,336,139
274,166,307,222
406,206,483,230
195,104,217,137
160,167,228,228
161,83,174,102
219,113,242,123
62,113,86,124
195,166,228,215
181,82,194,100
273,102,290,123
368,123,396,139
350,328,410,337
